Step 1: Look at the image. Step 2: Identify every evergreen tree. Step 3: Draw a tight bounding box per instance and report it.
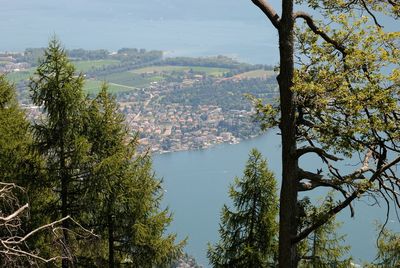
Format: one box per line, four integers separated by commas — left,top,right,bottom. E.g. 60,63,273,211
82,85,184,267
375,228,400,268
0,74,53,254
298,196,352,268
29,38,91,267
366,226,400,268
29,39,184,267
208,149,278,267
0,74,39,188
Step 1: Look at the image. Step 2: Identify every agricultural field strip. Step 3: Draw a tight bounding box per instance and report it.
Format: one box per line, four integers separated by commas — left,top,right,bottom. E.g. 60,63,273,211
131,65,229,76
5,56,272,94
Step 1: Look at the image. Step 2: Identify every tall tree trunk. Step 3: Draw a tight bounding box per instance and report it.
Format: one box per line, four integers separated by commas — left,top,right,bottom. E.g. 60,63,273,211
61,149,70,268
108,203,115,268
278,0,298,267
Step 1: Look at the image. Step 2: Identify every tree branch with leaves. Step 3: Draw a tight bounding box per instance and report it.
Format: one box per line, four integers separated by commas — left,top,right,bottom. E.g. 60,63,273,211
250,0,399,266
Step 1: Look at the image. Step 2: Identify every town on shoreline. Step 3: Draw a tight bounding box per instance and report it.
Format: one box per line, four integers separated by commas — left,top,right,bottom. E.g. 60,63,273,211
2,48,278,154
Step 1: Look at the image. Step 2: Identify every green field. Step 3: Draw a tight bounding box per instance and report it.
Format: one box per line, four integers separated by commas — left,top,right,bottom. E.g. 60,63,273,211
72,59,121,72
97,72,164,89
6,68,35,83
131,65,229,76
84,79,139,94
234,69,275,79
5,60,121,84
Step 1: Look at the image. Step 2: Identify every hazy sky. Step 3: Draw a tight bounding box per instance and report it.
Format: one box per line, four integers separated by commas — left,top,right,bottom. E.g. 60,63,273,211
0,0,283,63
1,1,397,63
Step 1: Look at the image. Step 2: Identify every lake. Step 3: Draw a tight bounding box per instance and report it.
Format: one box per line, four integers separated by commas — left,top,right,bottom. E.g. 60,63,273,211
0,0,279,65
154,132,397,267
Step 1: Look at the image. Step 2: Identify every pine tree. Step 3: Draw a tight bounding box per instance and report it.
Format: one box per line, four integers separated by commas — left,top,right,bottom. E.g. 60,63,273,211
208,148,278,267
29,38,91,267
83,85,184,267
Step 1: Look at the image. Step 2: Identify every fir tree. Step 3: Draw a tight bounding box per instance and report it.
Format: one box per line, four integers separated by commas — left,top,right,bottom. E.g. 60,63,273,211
83,85,184,267
208,148,278,267
29,38,91,267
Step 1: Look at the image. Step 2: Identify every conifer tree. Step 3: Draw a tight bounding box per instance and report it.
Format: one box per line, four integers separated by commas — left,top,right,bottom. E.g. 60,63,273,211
208,148,278,267
0,74,50,248
83,85,184,267
29,38,91,267
298,196,352,268
0,74,39,188
366,226,400,268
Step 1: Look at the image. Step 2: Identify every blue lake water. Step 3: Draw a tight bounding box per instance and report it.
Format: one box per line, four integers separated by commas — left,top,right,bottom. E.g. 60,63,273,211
154,132,398,267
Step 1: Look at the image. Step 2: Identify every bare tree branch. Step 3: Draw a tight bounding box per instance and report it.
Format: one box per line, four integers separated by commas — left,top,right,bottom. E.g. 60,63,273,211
360,0,383,27
0,182,97,266
0,204,29,222
296,147,343,161
293,11,347,55
293,155,400,244
342,149,373,182
251,0,280,29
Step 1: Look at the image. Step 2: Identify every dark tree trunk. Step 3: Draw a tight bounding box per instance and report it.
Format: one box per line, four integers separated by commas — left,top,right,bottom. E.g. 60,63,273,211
61,149,70,268
108,204,115,268
277,0,299,267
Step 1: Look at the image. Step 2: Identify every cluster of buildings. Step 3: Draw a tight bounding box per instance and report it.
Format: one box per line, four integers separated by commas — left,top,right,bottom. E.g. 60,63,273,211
19,71,262,155
0,53,29,73
117,80,260,154
10,53,264,155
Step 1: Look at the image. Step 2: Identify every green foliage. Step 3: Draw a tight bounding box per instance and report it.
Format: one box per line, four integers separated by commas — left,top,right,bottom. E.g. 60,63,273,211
28,38,95,266
295,0,399,18
161,78,276,111
27,39,185,266
29,37,89,211
252,3,399,265
366,226,400,268
293,11,400,156
0,74,57,266
81,84,185,266
208,149,278,267
298,195,352,268
0,74,45,203
375,228,400,267
0,75,30,183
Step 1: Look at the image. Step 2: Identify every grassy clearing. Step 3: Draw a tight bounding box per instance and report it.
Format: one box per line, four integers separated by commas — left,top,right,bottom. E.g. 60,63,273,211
6,68,35,83
84,79,138,94
97,72,164,88
131,65,229,76
234,69,275,79
5,59,121,83
72,59,120,73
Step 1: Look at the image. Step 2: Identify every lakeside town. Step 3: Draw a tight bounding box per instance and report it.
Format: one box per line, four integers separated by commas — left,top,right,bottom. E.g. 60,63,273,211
2,49,277,154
